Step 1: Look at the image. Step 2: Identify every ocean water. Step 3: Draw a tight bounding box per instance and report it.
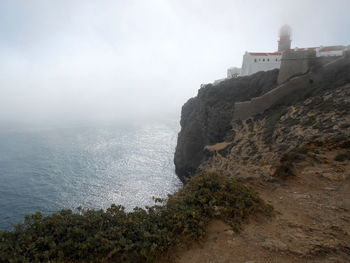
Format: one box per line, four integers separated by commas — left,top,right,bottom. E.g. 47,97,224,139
0,120,182,230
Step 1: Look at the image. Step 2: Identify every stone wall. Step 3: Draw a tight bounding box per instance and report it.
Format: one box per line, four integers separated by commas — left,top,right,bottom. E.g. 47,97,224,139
233,73,312,121
233,52,349,121
277,50,316,84
174,53,350,180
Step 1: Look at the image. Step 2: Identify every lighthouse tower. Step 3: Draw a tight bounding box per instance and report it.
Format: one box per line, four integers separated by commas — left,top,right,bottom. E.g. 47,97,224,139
278,25,292,52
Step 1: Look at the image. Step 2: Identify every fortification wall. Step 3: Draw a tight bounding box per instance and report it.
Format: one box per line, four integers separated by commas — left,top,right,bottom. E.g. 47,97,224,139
233,73,312,121
277,50,316,84
316,56,342,67
231,49,349,122
233,52,348,121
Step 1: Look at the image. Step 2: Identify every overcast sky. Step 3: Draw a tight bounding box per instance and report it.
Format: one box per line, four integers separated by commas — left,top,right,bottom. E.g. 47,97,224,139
0,0,349,124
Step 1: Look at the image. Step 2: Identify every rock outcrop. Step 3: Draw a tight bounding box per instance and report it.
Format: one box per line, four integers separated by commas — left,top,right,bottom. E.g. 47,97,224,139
174,69,279,182
174,52,350,182
170,52,350,263
200,83,350,180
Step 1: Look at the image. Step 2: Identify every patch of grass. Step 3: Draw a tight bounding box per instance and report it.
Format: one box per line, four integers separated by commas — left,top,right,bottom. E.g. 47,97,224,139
0,173,272,263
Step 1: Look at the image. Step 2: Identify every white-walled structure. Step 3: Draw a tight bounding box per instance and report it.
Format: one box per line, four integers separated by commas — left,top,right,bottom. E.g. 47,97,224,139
239,25,290,77
240,52,282,76
211,26,349,85
316,46,346,57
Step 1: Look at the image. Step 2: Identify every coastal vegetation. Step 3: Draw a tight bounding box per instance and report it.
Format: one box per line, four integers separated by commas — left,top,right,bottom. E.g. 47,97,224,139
0,173,272,263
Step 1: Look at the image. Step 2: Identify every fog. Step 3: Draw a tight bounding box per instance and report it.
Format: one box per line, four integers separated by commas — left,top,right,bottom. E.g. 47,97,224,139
0,0,349,125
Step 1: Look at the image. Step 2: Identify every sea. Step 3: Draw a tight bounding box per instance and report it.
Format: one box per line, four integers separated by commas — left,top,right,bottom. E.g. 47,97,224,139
0,119,183,230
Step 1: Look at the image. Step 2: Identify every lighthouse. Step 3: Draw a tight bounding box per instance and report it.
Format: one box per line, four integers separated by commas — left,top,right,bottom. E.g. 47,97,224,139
278,25,292,52
220,24,348,80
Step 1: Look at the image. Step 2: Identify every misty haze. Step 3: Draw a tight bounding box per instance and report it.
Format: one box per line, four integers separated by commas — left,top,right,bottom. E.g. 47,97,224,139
0,1,350,262
1,0,349,124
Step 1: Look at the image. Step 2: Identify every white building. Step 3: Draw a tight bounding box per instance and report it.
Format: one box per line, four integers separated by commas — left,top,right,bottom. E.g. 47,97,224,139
212,26,349,84
239,25,290,77
238,45,348,77
316,45,347,57
240,52,282,76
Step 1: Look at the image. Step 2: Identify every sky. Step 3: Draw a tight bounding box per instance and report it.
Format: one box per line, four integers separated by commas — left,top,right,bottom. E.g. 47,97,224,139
0,0,349,124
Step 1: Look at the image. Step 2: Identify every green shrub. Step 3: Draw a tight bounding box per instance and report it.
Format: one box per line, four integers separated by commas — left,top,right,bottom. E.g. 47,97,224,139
0,173,272,263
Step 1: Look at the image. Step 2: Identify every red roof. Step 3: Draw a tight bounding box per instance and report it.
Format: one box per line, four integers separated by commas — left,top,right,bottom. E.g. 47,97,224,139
248,52,282,56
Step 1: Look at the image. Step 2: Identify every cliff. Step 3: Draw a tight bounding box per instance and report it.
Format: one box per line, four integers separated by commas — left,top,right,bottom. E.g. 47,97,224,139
170,51,350,263
174,69,279,181
175,51,350,182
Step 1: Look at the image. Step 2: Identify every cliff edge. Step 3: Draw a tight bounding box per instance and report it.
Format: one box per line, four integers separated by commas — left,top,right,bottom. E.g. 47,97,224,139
175,51,350,182
170,50,350,263
174,69,279,181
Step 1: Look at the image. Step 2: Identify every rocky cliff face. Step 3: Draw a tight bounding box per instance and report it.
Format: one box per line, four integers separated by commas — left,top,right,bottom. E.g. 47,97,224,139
171,53,350,263
175,53,350,182
174,70,279,181
200,83,350,180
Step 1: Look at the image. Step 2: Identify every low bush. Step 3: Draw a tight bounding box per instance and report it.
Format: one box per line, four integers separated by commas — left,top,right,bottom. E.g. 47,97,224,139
0,173,272,263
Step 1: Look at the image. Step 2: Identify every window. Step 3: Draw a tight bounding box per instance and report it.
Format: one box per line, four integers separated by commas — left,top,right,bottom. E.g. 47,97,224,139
263,59,265,62
254,59,257,62
276,58,278,61
267,58,270,62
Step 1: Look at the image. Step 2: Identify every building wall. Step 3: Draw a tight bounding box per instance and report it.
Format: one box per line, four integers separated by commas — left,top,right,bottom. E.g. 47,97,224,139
233,52,350,121
241,53,281,76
